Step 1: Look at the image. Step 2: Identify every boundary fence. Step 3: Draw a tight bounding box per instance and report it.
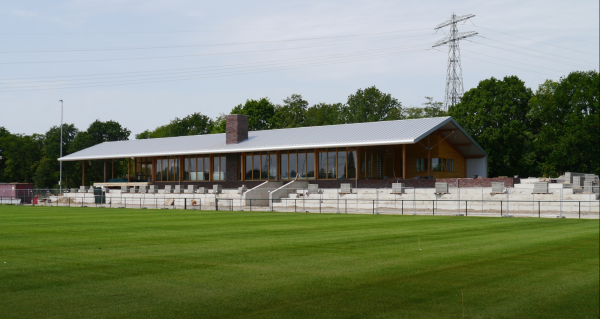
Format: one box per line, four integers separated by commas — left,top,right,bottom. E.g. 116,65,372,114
1,191,598,219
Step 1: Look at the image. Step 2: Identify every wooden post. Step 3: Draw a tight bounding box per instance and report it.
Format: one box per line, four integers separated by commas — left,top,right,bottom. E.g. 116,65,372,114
241,152,245,181
427,149,431,176
127,158,130,182
152,157,157,182
104,159,107,182
209,154,213,181
276,151,280,180
111,159,114,179
180,155,184,182
402,144,406,179
82,161,85,186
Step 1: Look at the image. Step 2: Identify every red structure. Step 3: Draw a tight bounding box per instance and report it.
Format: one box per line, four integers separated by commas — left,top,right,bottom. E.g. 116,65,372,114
0,183,35,204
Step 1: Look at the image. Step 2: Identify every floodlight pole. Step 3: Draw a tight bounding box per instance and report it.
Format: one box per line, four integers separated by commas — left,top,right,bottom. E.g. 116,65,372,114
59,100,63,195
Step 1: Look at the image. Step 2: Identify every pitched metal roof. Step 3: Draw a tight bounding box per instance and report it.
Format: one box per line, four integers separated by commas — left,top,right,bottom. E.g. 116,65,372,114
59,116,486,161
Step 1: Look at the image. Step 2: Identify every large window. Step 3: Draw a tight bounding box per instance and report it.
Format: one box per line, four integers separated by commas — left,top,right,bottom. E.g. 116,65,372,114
183,155,211,181
281,150,314,180
213,155,226,181
318,148,356,180
245,152,276,180
432,158,454,172
360,151,380,179
416,159,428,172
133,157,153,182
155,156,180,182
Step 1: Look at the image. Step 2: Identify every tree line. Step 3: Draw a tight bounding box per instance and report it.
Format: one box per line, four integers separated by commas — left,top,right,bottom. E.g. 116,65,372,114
0,70,597,188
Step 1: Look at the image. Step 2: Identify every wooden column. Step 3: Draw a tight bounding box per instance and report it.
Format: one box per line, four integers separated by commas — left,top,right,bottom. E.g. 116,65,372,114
276,151,280,180
127,158,130,182
104,159,107,182
111,159,114,179
402,144,406,179
209,154,213,181
82,161,85,186
152,157,157,182
241,153,245,181
180,155,184,182
427,135,431,176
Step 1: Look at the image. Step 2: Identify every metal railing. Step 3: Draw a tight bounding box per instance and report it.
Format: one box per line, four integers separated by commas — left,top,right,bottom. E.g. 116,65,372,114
1,189,598,219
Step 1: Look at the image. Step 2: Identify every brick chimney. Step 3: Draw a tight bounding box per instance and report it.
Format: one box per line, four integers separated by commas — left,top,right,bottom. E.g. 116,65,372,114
225,114,249,144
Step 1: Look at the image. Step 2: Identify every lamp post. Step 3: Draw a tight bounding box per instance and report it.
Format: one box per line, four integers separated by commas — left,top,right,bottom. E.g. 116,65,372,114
59,100,63,195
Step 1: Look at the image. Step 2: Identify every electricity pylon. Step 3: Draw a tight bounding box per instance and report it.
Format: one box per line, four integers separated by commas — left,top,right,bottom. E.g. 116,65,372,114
433,13,477,110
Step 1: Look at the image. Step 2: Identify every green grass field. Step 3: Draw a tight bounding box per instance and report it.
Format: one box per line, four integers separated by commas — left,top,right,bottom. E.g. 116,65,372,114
0,206,598,318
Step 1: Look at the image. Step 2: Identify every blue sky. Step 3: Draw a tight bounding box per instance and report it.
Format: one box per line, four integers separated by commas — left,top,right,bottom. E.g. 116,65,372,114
1,0,598,137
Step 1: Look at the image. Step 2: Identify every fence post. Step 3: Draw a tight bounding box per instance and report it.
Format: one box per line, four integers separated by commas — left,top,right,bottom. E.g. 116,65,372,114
578,201,580,219
319,199,321,213
538,201,540,218
500,201,502,216
402,200,404,215
372,200,374,214
185,199,187,210
295,199,296,213
432,200,434,216
465,200,467,216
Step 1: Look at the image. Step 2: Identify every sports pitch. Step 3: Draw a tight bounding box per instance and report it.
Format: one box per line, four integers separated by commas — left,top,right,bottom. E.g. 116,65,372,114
1,206,598,318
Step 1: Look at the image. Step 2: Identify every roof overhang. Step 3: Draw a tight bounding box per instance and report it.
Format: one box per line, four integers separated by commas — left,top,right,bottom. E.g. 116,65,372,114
413,117,487,158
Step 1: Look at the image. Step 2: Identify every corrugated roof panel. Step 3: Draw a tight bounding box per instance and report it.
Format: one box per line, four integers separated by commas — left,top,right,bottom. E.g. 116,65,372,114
59,117,484,161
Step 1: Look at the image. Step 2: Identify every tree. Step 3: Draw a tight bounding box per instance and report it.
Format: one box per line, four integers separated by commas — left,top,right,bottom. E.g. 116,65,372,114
69,120,131,186
0,133,44,183
32,124,79,188
449,76,534,177
529,71,599,176
344,86,403,123
211,113,227,134
231,98,275,131
403,97,446,119
136,113,213,139
304,103,344,127
273,94,308,129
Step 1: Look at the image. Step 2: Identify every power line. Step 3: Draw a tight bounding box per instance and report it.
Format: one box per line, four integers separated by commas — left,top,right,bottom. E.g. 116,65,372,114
479,36,598,66
2,44,433,84
473,25,599,56
469,39,596,69
432,48,561,77
0,35,436,65
0,18,442,35
460,48,570,73
0,28,433,54
0,48,430,92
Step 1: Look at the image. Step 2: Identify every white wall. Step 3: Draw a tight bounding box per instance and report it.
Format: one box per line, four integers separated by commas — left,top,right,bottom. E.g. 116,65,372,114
467,157,488,178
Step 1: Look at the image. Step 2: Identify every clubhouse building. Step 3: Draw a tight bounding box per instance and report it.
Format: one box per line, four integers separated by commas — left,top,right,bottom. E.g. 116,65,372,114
58,116,488,188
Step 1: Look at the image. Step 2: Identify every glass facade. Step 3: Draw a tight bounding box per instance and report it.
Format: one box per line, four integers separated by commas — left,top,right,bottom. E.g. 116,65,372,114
155,156,180,182
212,155,226,181
281,150,314,180
318,148,356,180
136,145,461,183
133,157,153,182
183,155,211,181
359,150,380,179
416,159,428,172
433,158,454,172
245,152,277,180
